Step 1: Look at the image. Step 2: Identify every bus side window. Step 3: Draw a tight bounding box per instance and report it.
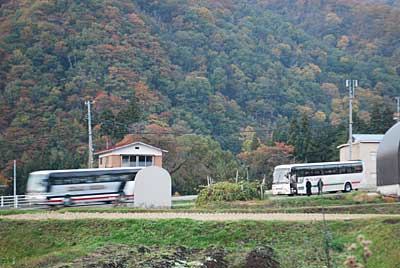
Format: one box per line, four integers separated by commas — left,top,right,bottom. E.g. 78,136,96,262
323,166,338,175
339,166,346,174
127,174,136,181
311,168,322,176
354,164,363,173
333,166,340,175
322,166,330,175
96,175,109,183
51,177,60,185
346,165,354,173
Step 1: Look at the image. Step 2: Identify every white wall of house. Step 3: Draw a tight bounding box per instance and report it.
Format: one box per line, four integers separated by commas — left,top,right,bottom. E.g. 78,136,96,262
97,142,165,168
99,143,163,157
339,142,380,190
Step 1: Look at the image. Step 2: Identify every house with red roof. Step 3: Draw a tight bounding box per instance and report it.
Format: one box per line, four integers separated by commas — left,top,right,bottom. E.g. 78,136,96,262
95,141,167,168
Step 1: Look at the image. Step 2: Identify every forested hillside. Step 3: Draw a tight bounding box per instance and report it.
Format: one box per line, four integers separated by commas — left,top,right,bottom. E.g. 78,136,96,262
0,0,398,194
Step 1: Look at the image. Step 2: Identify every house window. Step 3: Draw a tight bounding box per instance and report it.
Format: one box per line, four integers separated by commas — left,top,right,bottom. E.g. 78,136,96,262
145,156,153,166
138,156,146,167
121,155,153,167
129,156,137,167
122,156,130,167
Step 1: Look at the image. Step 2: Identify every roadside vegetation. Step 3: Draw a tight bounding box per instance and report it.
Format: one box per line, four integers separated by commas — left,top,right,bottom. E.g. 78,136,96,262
1,191,399,216
0,218,399,268
195,182,260,206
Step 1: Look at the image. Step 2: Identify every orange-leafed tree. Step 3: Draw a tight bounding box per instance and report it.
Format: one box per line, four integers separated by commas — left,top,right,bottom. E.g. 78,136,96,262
237,142,294,188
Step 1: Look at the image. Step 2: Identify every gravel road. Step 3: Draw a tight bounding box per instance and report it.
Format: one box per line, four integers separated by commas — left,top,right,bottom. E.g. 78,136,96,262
2,212,400,221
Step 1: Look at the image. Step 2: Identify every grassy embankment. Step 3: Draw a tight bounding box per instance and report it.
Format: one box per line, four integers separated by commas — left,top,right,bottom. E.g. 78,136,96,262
0,218,399,268
1,192,399,215
25,192,400,214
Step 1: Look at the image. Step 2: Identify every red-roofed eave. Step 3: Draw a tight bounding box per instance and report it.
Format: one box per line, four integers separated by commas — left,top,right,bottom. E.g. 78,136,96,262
95,144,126,154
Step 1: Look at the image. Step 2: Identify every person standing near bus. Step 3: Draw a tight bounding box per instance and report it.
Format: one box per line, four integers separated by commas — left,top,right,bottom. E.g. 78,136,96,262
306,180,312,196
317,178,323,195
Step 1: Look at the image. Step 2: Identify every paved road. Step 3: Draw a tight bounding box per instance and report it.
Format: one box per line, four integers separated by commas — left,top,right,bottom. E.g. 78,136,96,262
2,212,399,221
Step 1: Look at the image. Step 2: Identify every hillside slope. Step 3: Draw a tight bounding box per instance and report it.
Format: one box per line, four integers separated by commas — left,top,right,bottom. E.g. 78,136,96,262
0,0,398,192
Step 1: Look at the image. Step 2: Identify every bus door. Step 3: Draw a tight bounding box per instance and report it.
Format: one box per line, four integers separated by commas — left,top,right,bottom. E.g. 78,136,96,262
289,170,298,195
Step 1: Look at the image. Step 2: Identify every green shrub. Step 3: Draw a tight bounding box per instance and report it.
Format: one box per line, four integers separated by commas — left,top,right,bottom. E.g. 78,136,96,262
196,181,259,206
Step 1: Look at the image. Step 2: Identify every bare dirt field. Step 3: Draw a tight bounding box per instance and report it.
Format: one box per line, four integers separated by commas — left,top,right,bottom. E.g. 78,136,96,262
2,212,400,221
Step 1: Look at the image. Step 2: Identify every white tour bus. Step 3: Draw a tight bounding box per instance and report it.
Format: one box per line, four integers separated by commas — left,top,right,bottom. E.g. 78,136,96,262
26,167,143,206
272,161,364,195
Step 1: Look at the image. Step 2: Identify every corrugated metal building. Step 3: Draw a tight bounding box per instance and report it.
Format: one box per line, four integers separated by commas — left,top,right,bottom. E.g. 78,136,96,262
377,123,400,196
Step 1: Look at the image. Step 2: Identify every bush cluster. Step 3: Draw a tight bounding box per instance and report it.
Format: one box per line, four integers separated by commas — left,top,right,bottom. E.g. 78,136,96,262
196,181,259,206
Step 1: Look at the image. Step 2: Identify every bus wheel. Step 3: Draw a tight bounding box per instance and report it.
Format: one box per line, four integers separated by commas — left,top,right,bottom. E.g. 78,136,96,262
344,182,352,193
63,196,73,207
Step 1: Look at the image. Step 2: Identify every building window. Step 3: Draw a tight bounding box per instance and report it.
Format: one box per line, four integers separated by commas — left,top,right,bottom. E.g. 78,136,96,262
138,156,146,167
121,155,154,167
122,156,130,167
129,156,137,167
146,156,153,166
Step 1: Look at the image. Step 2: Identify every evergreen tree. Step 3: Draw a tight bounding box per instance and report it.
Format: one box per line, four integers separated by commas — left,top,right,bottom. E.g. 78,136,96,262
298,114,313,162
353,111,369,134
115,95,142,139
369,102,382,134
287,117,300,151
250,134,260,151
369,101,395,134
381,106,395,133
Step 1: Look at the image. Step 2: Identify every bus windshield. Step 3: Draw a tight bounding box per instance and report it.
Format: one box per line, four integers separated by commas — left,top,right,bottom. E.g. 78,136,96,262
273,168,290,184
27,174,48,193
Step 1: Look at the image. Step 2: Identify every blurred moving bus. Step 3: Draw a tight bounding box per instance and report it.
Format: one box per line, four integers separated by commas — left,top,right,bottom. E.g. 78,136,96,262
26,167,142,206
272,161,364,195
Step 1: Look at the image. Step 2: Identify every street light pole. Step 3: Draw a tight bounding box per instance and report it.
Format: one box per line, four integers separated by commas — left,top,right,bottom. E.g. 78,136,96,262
85,100,94,168
395,97,400,123
346,80,358,160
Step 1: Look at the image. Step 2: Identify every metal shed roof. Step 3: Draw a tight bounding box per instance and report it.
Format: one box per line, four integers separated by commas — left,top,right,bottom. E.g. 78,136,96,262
352,134,384,143
337,134,384,149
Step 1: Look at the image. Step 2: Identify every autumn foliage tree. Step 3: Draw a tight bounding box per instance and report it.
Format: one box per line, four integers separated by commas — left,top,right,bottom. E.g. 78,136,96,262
237,142,294,188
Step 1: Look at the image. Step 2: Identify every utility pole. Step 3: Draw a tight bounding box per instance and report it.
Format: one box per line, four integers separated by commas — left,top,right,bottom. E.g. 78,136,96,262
85,100,94,168
346,79,358,160
13,160,17,208
395,97,400,123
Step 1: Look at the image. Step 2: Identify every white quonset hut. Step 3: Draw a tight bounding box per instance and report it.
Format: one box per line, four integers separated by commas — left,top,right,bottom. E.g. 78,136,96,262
133,166,172,208
95,141,167,168
377,123,400,196
338,134,384,190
